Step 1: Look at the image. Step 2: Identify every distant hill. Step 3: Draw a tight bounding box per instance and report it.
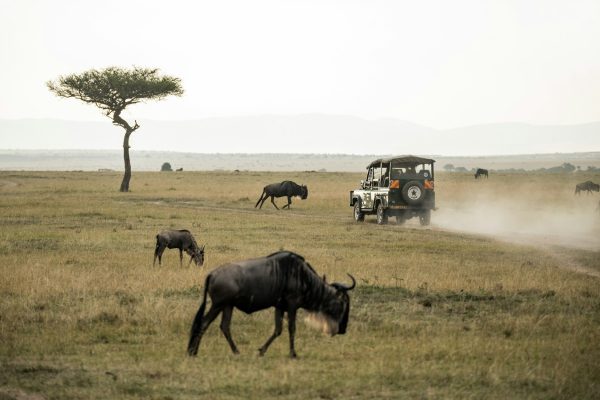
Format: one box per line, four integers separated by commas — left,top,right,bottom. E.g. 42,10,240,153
1,116,599,155
1,149,599,172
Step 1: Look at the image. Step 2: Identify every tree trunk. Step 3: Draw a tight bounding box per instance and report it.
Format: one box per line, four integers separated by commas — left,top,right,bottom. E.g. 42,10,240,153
112,110,138,193
120,130,133,192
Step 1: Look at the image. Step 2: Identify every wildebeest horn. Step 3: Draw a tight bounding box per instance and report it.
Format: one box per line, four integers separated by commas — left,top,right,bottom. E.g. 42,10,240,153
332,274,356,291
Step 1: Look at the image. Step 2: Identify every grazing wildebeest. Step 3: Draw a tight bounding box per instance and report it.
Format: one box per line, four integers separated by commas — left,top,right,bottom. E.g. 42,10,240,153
153,229,205,267
474,168,489,179
575,180,600,195
187,251,355,358
254,180,308,210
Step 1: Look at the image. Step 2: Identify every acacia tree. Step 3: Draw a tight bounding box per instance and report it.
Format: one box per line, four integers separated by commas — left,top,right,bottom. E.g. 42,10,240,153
47,67,183,192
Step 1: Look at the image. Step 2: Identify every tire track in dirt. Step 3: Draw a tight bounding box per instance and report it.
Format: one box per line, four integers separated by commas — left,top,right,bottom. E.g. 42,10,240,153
483,232,600,278
134,198,600,278
536,243,600,279
432,225,600,278
0,179,18,190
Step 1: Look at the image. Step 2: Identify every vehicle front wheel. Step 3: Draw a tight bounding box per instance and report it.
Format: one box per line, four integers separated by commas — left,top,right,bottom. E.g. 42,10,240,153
419,210,431,226
376,203,388,225
354,201,364,222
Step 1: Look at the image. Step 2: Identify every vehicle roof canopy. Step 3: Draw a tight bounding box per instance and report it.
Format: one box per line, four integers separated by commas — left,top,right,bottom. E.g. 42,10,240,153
366,155,436,168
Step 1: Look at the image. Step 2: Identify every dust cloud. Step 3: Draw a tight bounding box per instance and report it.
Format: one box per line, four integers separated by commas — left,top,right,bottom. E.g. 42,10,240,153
303,312,339,336
433,189,600,252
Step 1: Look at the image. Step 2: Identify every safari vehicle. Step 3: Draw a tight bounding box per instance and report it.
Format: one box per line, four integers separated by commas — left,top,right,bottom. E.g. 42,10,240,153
349,155,435,225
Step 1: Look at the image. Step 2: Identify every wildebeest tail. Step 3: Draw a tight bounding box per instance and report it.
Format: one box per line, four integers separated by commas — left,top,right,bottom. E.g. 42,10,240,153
255,189,266,208
153,235,160,266
187,275,211,356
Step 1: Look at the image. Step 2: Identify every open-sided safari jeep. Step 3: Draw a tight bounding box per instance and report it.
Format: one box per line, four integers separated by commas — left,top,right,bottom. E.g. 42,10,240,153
349,155,435,225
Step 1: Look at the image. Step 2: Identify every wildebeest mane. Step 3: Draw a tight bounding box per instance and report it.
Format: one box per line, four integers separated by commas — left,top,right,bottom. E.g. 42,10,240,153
265,251,329,309
266,250,305,261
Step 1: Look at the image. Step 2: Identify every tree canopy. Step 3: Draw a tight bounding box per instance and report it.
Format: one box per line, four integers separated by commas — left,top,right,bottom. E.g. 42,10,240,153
47,66,184,192
47,67,183,116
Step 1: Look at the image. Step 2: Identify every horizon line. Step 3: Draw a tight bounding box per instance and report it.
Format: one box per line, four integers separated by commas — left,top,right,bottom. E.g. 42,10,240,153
2,115,600,131
1,148,599,159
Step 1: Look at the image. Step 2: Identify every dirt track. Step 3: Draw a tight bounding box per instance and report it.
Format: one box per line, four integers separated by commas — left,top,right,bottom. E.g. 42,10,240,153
432,224,600,278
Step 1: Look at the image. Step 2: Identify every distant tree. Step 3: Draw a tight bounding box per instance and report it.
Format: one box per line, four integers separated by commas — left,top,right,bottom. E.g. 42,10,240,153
47,67,183,192
161,162,173,172
443,163,455,171
562,162,576,173
543,163,577,173
454,166,468,172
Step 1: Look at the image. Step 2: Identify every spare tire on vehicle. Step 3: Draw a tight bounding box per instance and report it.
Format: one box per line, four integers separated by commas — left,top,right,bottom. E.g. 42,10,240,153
402,180,425,205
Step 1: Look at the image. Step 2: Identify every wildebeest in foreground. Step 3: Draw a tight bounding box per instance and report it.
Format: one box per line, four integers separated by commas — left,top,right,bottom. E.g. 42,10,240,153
255,180,308,210
187,251,355,358
575,180,600,195
474,168,489,179
154,229,205,267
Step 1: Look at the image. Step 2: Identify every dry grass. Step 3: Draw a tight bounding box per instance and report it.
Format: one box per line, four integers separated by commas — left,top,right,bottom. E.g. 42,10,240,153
0,170,599,399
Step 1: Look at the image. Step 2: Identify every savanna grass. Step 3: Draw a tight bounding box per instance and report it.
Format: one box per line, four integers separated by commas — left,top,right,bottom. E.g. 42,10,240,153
0,170,599,399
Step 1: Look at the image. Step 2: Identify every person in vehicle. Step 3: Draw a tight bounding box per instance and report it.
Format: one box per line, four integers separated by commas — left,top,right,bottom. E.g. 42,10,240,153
381,167,390,187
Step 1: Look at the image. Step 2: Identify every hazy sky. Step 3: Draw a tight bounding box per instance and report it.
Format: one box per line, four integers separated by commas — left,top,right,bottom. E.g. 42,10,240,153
1,0,599,143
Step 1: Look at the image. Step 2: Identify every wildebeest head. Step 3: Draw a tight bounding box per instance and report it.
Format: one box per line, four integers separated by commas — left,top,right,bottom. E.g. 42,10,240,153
190,245,205,266
301,185,308,200
308,274,355,336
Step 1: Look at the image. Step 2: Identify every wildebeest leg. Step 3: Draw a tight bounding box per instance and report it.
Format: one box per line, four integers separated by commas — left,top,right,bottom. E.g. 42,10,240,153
258,308,283,356
179,249,183,267
184,248,194,266
282,196,291,209
255,191,267,208
259,195,269,209
220,306,239,354
270,196,280,210
188,304,222,356
287,308,297,358
154,245,166,266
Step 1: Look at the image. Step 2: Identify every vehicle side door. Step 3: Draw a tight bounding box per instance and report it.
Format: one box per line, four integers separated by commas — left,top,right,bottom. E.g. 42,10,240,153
362,167,375,209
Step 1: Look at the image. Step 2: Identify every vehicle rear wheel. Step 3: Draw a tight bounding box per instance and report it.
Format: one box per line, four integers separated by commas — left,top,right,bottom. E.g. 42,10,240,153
402,180,425,206
419,210,431,226
354,201,364,222
376,203,388,225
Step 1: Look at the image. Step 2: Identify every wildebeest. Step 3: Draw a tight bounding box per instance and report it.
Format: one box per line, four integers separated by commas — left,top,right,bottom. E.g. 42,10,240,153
254,180,308,210
187,251,355,358
474,168,489,179
575,180,600,195
153,229,205,267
